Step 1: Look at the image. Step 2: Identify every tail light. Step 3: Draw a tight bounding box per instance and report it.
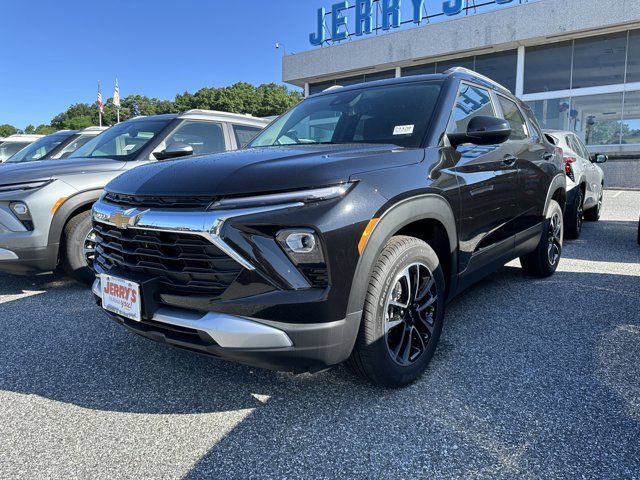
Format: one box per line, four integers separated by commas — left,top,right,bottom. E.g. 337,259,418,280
563,152,576,181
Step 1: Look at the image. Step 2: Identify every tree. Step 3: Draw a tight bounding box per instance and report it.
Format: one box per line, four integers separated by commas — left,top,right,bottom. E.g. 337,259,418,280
0,124,18,137
23,82,302,134
24,125,36,134
35,124,56,135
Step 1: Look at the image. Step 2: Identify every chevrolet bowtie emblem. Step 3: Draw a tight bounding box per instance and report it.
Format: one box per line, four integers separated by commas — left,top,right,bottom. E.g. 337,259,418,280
109,208,148,229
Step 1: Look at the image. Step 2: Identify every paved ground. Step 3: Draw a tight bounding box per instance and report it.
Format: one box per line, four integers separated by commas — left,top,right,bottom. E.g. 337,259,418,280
1,190,639,479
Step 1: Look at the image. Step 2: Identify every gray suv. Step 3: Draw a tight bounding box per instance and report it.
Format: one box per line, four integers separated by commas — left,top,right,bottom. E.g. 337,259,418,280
0,110,269,284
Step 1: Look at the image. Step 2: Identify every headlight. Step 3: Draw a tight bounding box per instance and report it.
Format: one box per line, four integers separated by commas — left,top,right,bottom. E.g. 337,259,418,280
209,183,355,210
0,180,52,193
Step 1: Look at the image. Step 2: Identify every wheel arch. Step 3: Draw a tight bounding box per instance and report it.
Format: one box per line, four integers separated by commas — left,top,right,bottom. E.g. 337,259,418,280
545,174,567,214
346,194,458,320
48,189,103,255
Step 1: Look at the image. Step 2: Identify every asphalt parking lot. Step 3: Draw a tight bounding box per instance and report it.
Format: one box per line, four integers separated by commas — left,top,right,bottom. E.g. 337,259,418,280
1,190,638,479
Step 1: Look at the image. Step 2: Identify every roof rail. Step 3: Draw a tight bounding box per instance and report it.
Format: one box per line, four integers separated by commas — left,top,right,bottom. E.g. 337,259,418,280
323,85,344,93
444,66,510,93
183,109,256,118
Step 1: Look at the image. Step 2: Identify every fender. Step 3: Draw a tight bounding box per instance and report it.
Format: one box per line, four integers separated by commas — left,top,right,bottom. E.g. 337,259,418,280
544,173,567,214
345,194,458,319
47,189,104,249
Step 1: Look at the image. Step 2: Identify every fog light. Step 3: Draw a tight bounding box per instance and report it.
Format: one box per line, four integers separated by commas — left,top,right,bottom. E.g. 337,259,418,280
277,229,324,264
285,232,316,253
10,202,28,216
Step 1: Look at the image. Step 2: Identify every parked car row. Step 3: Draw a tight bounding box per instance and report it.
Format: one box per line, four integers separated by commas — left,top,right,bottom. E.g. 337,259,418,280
0,110,269,284
0,134,44,162
0,68,618,387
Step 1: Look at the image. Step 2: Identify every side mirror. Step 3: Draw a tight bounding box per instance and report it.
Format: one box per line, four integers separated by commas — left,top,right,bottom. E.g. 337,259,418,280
592,153,608,164
154,142,194,160
448,116,512,147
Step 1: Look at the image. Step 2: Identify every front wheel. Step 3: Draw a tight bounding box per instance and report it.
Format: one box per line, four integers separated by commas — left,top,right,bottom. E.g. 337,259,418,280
520,199,563,278
61,210,96,286
347,236,446,388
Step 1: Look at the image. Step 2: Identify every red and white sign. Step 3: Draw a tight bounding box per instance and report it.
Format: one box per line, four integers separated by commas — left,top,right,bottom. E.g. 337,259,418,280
100,275,142,322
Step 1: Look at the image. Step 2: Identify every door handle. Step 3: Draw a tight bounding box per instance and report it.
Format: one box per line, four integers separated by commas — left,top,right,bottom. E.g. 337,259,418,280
542,152,554,160
502,154,517,166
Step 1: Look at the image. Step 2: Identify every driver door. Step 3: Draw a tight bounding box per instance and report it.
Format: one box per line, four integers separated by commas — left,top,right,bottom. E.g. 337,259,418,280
450,83,519,278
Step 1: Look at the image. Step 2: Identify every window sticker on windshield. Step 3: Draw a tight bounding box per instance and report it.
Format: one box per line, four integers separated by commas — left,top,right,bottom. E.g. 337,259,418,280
393,125,414,135
123,144,136,151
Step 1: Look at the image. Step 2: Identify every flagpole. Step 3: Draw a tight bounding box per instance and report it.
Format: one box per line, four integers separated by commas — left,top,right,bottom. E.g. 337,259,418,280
97,81,103,127
114,77,121,124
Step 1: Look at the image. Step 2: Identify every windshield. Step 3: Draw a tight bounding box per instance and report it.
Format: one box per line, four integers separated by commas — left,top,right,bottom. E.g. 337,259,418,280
69,119,171,160
0,141,32,162
5,134,70,163
249,81,442,149
50,133,99,159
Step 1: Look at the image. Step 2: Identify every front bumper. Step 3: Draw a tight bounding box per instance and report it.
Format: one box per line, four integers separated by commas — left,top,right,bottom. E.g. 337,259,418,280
0,244,58,275
92,277,360,372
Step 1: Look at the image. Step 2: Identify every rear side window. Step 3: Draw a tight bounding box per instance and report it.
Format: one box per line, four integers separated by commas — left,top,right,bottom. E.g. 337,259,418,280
164,121,226,156
447,84,495,134
572,134,590,159
497,96,528,141
233,125,262,148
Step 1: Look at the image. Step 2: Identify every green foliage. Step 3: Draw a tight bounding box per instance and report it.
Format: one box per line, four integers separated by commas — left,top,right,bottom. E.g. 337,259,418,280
0,124,19,137
35,124,56,135
41,82,302,135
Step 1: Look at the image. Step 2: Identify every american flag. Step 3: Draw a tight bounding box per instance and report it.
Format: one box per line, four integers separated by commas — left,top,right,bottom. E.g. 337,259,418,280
97,81,104,113
113,78,121,108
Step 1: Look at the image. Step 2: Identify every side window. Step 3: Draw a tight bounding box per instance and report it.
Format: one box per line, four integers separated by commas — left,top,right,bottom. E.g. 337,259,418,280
233,125,262,148
497,96,529,141
164,121,226,156
573,135,590,159
522,105,542,141
447,84,495,133
565,135,578,154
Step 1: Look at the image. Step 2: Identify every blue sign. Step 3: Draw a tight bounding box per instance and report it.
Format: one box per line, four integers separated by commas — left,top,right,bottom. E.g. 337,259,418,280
310,0,517,46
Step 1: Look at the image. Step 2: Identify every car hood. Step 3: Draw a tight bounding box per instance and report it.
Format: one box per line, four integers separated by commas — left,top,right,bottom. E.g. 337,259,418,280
106,144,425,197
0,157,128,184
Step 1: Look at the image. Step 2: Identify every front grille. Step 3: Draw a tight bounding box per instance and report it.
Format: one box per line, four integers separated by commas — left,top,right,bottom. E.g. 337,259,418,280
104,192,215,210
93,222,242,297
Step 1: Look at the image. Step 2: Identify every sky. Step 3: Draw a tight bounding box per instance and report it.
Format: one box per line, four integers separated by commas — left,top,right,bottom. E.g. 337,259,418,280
0,0,530,129
0,0,314,129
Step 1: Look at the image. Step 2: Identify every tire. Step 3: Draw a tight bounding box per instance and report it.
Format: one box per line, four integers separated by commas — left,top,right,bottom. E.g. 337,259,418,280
347,235,446,388
584,187,603,221
61,210,96,286
520,199,563,278
564,187,583,239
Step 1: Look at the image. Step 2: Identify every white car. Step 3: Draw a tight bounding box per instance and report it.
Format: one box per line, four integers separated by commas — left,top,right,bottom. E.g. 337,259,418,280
544,130,607,239
0,134,43,162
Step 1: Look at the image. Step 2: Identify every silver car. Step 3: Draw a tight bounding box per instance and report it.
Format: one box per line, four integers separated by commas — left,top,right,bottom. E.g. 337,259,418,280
0,110,269,284
544,130,607,239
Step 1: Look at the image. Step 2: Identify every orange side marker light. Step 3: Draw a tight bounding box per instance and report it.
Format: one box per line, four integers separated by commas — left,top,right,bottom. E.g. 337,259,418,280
358,218,379,255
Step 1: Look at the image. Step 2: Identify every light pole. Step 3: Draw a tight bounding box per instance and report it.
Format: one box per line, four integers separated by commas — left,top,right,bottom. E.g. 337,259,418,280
275,42,286,56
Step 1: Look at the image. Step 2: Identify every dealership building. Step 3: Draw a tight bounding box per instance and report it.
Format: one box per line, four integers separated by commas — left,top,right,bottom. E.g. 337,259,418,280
282,0,640,187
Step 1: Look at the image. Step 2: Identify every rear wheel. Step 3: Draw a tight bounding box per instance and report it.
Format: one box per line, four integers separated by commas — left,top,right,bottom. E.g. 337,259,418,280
584,187,603,221
347,236,446,388
564,188,583,239
520,199,563,278
61,210,96,286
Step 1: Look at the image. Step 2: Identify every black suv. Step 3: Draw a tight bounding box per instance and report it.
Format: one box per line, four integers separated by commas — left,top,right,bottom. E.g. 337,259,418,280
92,68,566,387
